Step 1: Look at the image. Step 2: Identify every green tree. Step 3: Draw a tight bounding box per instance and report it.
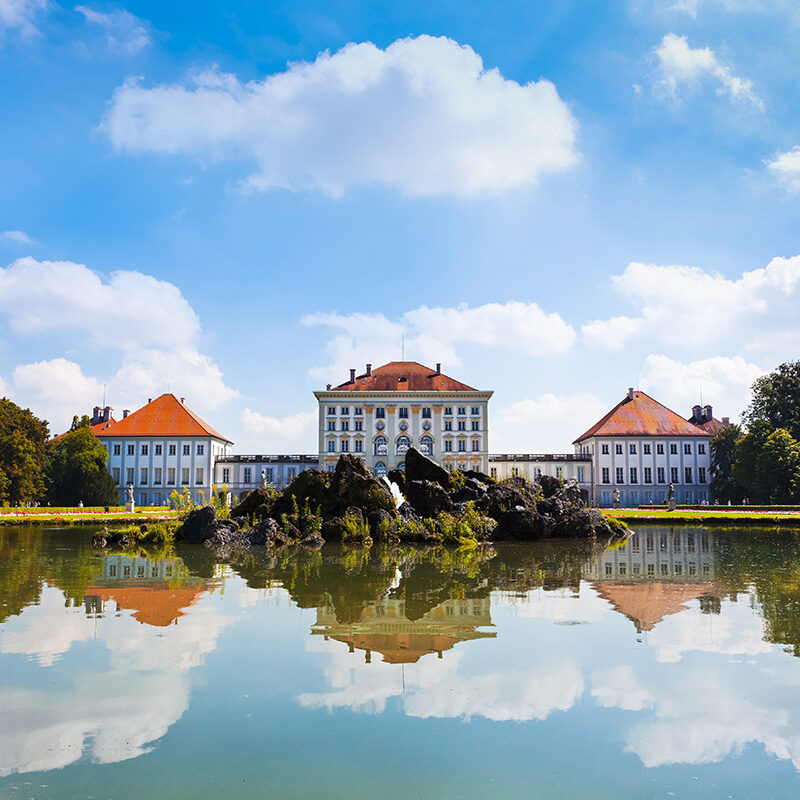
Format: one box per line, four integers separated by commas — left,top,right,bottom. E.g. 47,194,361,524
743,361,800,441
756,429,800,504
0,397,49,504
46,417,118,506
732,420,773,503
710,424,744,503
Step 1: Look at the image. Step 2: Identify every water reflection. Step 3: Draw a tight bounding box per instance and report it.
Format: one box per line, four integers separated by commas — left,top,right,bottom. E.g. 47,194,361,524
1,526,800,795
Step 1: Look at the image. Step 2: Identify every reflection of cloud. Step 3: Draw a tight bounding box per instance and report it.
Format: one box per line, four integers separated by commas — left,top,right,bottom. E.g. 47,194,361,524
512,586,611,623
592,665,653,711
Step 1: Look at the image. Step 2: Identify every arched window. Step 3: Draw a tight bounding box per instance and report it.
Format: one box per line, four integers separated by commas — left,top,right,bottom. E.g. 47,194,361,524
396,435,411,456
374,435,387,457
420,435,434,457
374,462,387,478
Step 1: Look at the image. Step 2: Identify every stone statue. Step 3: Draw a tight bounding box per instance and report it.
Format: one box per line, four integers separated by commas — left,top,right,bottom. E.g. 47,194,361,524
260,468,268,489
612,488,621,509
125,483,135,512
667,482,676,512
126,484,134,503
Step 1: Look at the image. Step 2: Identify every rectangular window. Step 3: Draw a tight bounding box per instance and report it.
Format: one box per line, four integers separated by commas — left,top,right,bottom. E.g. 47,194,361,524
340,407,349,416
457,407,466,415
141,444,149,456
183,444,190,456
671,466,679,483
670,443,678,455
327,420,335,431
341,439,349,452
556,466,563,478
615,444,623,455
457,421,466,431
181,468,189,485
140,467,148,485
399,407,408,419
168,467,175,485
127,444,134,456
265,468,274,482
113,467,120,484
196,467,203,485
354,439,363,453
444,421,453,431
657,443,664,455
698,443,706,454
354,407,363,416
602,467,610,484
154,467,162,485
442,440,452,452
699,467,706,483
444,407,452,415
685,467,692,483
197,444,204,456
630,467,638,484
657,466,665,483
155,444,162,456
644,444,651,455
472,440,479,451
630,444,637,455
375,407,385,419
126,467,134,484
471,420,479,430
601,444,609,455
243,467,252,483
341,420,349,431
354,420,363,431
616,467,624,483
422,407,431,418
644,467,652,484
327,441,335,453
684,443,691,455
471,407,479,415
458,440,466,452
490,468,497,478
169,444,176,456
113,444,121,455
577,467,585,482
222,468,229,483
327,406,336,415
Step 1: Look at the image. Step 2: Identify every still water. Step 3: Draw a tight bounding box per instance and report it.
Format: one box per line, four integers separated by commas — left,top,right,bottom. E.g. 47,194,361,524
1,527,800,799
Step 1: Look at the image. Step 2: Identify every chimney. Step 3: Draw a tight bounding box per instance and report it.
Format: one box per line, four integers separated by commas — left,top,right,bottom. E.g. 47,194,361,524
350,368,356,383
180,397,185,405
92,405,101,424
123,409,130,418
326,384,332,390
148,398,152,404
366,363,372,376
722,416,730,425
703,404,713,422
627,387,634,400
436,363,441,375
692,404,702,422
103,406,112,422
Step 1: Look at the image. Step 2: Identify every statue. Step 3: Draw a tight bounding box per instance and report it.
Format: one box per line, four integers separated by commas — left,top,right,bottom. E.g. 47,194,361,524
260,468,268,489
667,482,676,512
125,483,135,512
612,487,621,509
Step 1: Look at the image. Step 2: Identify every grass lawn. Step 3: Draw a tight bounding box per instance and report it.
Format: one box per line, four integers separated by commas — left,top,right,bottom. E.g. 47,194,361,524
0,509,184,526
603,508,800,526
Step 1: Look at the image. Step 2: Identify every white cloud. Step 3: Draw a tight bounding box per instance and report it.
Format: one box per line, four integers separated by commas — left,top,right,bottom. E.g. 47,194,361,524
768,146,800,193
638,354,764,421
653,33,763,110
241,408,317,450
581,315,642,349
75,4,149,54
584,255,800,348
101,35,579,197
0,257,239,431
492,392,605,452
592,665,654,711
303,301,575,384
1,229,33,244
0,0,46,37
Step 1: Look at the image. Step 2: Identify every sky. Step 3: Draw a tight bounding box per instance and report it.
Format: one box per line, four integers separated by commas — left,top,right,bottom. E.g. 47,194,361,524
1,0,799,453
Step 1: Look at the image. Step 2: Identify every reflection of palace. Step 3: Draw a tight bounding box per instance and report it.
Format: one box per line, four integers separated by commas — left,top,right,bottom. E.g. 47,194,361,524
84,555,209,627
311,596,495,663
585,530,723,632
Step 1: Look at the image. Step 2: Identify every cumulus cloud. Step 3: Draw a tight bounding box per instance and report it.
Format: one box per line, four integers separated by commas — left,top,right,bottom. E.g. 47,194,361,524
303,301,575,383
582,255,800,349
241,408,317,450
0,0,46,37
75,4,150,54
653,33,763,109
1,229,33,244
0,257,239,431
492,392,605,452
767,146,800,193
592,665,654,711
638,354,764,421
100,35,579,197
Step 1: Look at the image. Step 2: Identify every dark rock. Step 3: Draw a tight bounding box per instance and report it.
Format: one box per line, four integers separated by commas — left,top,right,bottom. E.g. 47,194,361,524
387,469,406,495
368,508,398,540
552,508,616,538
271,470,330,519
537,474,563,498
486,480,537,518
405,479,454,518
397,502,420,523
300,531,325,549
272,521,303,547
321,516,346,541
230,487,274,521
326,455,395,517
245,517,279,545
463,468,495,484
175,506,242,545
405,447,452,489
92,527,109,548
493,508,552,541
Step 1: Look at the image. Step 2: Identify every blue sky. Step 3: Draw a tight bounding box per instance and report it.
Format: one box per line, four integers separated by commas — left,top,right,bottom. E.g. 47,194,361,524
1,0,799,452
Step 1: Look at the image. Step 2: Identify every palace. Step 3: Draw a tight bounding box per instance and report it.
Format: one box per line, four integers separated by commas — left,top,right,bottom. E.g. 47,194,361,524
314,361,493,476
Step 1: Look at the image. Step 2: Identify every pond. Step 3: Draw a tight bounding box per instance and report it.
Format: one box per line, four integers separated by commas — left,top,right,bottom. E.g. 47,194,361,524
1,526,800,799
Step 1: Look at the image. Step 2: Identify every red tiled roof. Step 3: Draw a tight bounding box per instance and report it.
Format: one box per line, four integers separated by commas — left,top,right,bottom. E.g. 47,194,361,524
574,391,708,443
690,417,728,436
331,361,476,392
94,393,232,442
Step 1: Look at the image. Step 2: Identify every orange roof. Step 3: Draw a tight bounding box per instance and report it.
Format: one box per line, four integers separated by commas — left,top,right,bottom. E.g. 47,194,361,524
331,362,477,392
84,584,207,627
94,393,232,443
574,390,708,443
690,417,728,436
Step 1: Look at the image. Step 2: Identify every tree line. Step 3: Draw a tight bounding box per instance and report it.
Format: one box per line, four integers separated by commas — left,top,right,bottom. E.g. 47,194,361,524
0,398,118,507
711,360,800,504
